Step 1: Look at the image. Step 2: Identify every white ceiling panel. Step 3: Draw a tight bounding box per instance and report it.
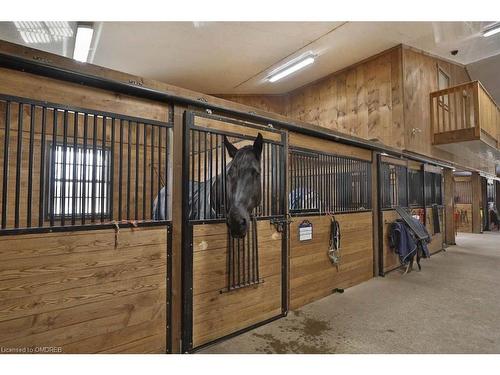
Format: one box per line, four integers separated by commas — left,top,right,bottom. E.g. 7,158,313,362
0,21,499,95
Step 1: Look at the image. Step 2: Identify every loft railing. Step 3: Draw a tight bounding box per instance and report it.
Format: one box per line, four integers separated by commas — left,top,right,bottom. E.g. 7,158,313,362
430,81,499,147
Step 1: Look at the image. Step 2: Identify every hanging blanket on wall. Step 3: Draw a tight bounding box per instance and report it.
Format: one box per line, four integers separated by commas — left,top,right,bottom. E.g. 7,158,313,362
389,219,430,266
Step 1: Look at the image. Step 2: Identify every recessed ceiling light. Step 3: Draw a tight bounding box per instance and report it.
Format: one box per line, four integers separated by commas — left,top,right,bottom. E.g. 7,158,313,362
267,53,316,83
73,24,94,62
483,24,500,37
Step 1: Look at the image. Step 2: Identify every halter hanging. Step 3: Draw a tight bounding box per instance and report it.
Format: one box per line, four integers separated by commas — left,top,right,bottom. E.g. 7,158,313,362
327,212,341,269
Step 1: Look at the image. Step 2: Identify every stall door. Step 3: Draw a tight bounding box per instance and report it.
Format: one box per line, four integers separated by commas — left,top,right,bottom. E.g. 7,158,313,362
181,111,288,352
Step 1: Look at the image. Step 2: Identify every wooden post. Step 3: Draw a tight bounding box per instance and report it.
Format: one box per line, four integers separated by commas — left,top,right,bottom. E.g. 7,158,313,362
471,172,482,234
371,151,379,276
170,104,187,353
443,168,456,245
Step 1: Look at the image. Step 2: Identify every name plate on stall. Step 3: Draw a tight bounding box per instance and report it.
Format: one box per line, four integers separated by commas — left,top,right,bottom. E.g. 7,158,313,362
298,220,313,241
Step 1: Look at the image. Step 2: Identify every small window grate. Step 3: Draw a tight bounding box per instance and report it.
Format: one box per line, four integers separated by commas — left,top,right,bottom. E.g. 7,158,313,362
225,217,261,292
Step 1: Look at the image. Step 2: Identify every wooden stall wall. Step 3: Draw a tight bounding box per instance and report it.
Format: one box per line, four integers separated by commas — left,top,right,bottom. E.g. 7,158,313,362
184,114,286,350
425,207,445,254
287,47,405,149
402,46,476,163
287,132,374,309
0,67,171,228
381,210,401,273
214,94,288,117
191,221,282,347
290,212,373,309
0,227,167,353
0,67,172,353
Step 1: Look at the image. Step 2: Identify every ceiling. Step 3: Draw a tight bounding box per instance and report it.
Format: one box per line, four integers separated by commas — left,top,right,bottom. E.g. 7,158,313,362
0,21,499,95
467,53,500,105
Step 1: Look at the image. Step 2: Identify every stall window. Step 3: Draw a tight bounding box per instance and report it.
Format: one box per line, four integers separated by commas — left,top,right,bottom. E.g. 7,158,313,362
408,169,424,207
289,149,371,214
46,143,111,218
380,163,407,209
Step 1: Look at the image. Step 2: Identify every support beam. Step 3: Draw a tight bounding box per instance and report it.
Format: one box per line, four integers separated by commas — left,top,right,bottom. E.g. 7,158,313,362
443,168,456,245
170,104,187,353
371,151,379,276
471,172,482,234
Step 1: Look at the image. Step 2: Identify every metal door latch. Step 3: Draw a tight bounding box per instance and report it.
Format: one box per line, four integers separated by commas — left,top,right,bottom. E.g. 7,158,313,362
270,216,292,233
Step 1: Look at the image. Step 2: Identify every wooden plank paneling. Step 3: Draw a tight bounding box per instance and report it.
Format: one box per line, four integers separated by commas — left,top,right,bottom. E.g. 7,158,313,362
289,212,373,310
0,226,167,353
191,220,282,348
287,47,405,150
381,210,401,273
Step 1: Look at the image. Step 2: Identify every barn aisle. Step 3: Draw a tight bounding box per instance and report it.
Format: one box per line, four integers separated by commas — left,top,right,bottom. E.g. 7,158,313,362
200,232,500,354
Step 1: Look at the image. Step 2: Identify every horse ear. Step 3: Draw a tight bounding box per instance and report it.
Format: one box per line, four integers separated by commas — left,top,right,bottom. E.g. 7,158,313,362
253,133,263,160
224,136,238,158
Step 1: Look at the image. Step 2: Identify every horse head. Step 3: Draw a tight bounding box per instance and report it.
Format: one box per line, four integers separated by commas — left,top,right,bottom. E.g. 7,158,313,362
224,133,263,238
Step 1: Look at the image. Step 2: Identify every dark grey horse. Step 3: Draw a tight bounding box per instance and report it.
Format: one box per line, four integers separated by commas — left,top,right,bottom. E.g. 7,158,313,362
153,133,263,238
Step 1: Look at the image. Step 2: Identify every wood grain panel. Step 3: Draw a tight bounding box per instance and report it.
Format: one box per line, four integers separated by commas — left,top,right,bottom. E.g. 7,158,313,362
289,212,373,310
0,67,168,122
287,46,405,149
0,226,168,353
191,220,282,348
288,132,372,161
381,210,401,273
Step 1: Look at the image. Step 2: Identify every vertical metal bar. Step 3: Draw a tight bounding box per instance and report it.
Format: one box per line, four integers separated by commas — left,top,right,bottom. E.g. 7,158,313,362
197,131,201,219
190,130,194,219
228,228,232,289
91,115,98,223
110,118,115,220
27,104,35,227
82,114,88,225
142,123,146,221
1,101,10,229
215,134,219,218
150,125,155,219
38,107,46,227
157,124,162,220
209,132,213,219
237,238,241,287
60,110,68,227
203,131,207,219
126,120,131,220
71,111,78,225
135,121,139,221
143,123,147,220
247,222,251,283
164,126,169,221
101,116,107,222
253,217,259,281
262,142,266,215
50,109,57,227
222,135,227,216
14,103,24,228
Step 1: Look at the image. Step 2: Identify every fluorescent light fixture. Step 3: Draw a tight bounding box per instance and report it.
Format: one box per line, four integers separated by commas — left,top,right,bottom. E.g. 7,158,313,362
14,21,73,44
380,152,389,156
73,24,94,62
267,54,315,83
483,24,500,37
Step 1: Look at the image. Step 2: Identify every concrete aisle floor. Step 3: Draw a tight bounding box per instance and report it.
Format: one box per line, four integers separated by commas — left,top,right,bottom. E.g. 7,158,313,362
200,232,500,354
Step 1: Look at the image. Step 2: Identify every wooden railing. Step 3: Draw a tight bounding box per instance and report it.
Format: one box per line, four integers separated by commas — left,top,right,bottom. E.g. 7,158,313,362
430,81,500,147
